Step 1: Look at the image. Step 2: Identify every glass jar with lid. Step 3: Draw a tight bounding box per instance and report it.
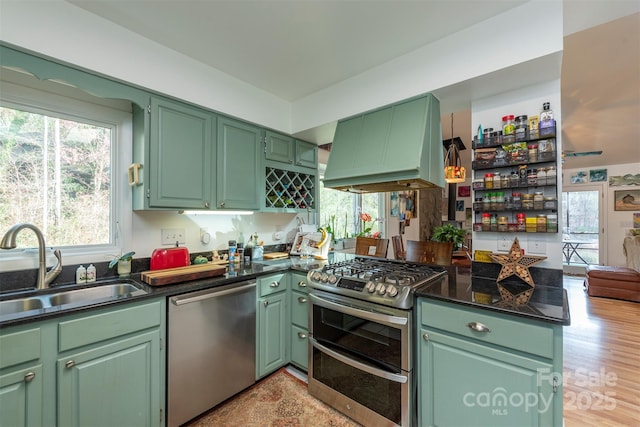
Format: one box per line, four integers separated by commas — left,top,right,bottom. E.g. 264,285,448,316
533,192,544,210
510,171,520,188
496,192,505,210
546,166,557,185
482,213,491,231
522,193,534,210
544,196,557,210
537,168,547,186
498,216,509,232
493,172,501,189
482,193,491,211
484,173,494,189
527,169,538,186
536,215,547,232
512,192,522,209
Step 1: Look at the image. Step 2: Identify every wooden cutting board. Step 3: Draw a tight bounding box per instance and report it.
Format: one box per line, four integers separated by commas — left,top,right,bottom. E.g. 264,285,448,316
140,263,227,286
263,252,290,259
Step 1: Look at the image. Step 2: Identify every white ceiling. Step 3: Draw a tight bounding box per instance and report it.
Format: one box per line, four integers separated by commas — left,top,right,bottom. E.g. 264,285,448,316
67,0,640,169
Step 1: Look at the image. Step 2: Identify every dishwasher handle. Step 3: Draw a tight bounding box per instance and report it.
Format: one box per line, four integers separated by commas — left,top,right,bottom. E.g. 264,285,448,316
171,281,256,306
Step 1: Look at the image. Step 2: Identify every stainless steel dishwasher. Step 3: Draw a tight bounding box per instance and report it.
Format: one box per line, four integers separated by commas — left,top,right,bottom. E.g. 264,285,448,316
168,280,256,427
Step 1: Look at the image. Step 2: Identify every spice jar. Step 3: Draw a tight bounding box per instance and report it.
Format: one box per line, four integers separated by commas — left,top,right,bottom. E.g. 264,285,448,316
546,166,557,185
516,213,526,232
515,115,528,140
544,196,557,210
512,192,522,209
496,192,505,210
482,193,491,211
482,213,491,231
505,196,514,210
510,171,520,188
528,144,539,162
522,193,534,210
498,216,509,232
493,172,501,189
527,169,538,186
502,115,515,140
519,165,528,186
536,168,547,186
484,173,494,189
490,214,498,232
533,192,544,210
536,215,547,232
501,174,510,188
547,214,558,233
490,192,497,210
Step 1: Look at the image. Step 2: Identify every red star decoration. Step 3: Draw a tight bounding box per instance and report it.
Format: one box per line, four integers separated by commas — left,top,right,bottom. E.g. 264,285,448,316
489,237,546,287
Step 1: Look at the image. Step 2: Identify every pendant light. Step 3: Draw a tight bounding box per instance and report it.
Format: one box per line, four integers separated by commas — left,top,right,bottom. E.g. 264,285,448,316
444,112,466,184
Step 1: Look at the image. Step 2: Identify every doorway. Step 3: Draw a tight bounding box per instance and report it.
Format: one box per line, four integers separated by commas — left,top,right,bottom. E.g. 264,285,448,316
562,185,604,275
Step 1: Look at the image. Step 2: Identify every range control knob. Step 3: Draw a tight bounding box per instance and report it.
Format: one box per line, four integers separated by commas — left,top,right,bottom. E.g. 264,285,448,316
311,271,322,281
375,283,386,296
365,281,377,293
328,274,338,284
386,285,398,297
320,273,329,282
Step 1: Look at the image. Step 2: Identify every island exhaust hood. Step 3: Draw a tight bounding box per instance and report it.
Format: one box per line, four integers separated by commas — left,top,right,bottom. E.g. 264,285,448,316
322,93,444,193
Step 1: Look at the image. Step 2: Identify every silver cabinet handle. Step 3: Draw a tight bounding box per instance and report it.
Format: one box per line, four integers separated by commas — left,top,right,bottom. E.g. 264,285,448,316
65,360,76,369
263,300,269,307
297,281,306,287
269,281,280,288
297,332,307,339
467,322,491,333
298,296,307,303
423,333,429,341
204,201,210,208
24,372,35,382
220,201,225,207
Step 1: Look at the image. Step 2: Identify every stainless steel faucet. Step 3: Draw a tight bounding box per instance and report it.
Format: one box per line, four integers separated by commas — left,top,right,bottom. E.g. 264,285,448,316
0,223,62,289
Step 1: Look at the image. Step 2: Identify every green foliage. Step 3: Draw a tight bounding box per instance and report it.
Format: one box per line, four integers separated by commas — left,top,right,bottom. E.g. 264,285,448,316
431,224,467,249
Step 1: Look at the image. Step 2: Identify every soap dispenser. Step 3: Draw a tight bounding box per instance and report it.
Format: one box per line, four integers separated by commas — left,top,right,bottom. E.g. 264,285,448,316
76,265,87,284
86,264,96,282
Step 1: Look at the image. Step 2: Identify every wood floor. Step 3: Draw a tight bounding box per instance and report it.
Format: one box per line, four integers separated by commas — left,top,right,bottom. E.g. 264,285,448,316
562,276,640,426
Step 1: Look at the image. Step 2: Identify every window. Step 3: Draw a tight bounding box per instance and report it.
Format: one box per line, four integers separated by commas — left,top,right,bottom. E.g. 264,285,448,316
1,106,112,247
0,69,132,265
318,165,384,239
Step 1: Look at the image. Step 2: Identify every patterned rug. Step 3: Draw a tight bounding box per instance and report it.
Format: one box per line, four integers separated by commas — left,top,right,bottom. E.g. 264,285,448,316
188,367,362,427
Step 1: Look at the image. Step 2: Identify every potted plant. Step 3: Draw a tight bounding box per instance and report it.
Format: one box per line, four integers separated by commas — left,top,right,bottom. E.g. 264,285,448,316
431,224,467,250
109,251,135,276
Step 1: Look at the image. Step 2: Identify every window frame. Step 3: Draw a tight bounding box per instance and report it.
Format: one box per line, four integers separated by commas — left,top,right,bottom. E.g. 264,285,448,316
0,74,133,271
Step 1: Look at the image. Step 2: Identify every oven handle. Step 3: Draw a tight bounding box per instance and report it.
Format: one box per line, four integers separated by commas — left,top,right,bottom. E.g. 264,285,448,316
309,293,408,326
311,338,408,384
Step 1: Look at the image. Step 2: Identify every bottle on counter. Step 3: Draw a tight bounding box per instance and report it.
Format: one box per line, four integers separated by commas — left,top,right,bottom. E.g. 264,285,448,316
86,264,96,283
236,243,244,265
76,265,87,284
228,240,237,263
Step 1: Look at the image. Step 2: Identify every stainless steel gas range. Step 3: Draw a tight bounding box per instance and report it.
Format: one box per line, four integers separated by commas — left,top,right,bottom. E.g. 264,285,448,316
306,257,447,427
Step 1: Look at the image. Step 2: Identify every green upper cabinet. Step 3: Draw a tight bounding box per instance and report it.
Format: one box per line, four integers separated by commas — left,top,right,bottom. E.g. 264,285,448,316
265,131,295,164
148,97,215,209
216,117,262,210
294,140,318,169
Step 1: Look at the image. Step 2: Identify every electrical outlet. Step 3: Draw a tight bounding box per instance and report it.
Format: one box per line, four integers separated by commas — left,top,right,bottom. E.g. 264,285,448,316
529,239,546,254
497,235,511,251
161,228,186,245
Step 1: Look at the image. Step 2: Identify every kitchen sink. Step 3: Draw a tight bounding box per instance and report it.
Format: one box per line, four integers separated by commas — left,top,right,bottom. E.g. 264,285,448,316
0,281,148,319
0,297,45,316
47,283,145,306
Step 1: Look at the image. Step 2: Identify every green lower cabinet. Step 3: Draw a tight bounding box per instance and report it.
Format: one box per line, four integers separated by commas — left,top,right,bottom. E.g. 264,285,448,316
57,330,161,427
417,298,563,427
0,298,165,427
290,325,308,370
0,364,43,427
257,291,288,378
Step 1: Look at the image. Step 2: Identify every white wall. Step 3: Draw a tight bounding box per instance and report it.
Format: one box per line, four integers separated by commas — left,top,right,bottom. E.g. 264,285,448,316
471,80,563,270
563,162,640,267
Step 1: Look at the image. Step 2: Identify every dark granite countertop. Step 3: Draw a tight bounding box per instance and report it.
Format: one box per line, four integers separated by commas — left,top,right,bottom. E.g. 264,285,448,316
0,252,354,328
415,266,570,325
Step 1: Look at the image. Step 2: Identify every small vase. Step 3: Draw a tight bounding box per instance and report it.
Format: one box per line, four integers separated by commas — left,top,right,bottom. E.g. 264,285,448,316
117,259,131,276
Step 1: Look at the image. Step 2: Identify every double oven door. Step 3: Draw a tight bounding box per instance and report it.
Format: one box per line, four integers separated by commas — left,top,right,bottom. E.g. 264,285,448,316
308,289,413,427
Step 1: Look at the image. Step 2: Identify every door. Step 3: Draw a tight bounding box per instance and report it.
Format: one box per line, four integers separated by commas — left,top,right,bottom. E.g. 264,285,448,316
217,117,262,210
57,331,162,427
561,185,604,274
295,140,318,168
265,131,294,164
0,365,43,427
149,97,214,209
257,292,288,378
420,328,556,427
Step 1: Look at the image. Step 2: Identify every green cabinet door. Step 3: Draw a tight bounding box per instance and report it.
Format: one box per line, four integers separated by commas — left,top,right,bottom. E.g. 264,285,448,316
149,96,214,209
57,330,162,427
257,292,288,378
290,324,308,370
217,117,262,210
0,365,43,427
419,327,556,427
265,131,294,164
294,140,318,169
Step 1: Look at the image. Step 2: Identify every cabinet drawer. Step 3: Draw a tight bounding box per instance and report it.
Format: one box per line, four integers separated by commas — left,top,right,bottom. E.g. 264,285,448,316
290,324,308,370
0,327,41,369
290,273,309,293
291,290,309,328
58,300,162,352
420,299,554,359
258,273,288,297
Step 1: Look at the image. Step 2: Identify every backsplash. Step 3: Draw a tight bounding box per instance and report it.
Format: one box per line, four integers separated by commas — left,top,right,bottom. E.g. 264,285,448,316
0,244,289,293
